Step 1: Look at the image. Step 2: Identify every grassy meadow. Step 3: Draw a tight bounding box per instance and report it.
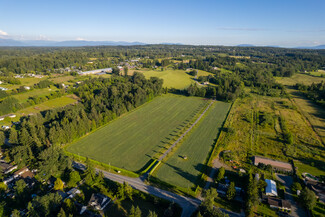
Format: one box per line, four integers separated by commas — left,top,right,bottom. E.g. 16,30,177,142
49,75,76,84
217,94,325,176
276,73,325,86
66,95,208,172
12,86,59,103
17,95,77,115
0,95,78,124
277,73,325,147
135,69,195,89
0,76,47,90
154,101,231,188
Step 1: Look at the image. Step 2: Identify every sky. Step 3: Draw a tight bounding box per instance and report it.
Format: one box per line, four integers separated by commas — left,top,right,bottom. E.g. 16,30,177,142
0,0,324,47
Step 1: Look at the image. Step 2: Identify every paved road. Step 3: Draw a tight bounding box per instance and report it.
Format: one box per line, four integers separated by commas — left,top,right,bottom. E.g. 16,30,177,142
73,162,200,217
276,174,306,217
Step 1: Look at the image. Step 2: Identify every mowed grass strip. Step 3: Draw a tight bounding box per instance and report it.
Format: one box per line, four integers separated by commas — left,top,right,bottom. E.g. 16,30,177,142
154,101,231,188
66,95,207,172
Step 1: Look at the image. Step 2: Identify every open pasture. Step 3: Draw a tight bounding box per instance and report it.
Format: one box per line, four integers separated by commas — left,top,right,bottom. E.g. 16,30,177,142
276,73,325,86
0,95,78,125
135,69,195,89
217,94,325,177
277,74,325,148
66,95,208,172
12,86,59,103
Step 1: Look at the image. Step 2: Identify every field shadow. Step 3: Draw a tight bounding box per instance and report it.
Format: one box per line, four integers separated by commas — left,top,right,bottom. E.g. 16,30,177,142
299,140,325,152
266,136,284,143
291,91,325,119
164,162,198,188
135,158,155,174
157,145,168,150
293,157,325,173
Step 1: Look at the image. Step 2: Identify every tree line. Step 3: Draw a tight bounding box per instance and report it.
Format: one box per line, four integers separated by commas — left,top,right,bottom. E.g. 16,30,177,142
3,73,163,182
296,81,325,107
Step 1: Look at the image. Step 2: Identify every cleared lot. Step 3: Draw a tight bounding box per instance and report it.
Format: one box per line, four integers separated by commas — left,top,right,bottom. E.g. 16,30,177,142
66,95,208,172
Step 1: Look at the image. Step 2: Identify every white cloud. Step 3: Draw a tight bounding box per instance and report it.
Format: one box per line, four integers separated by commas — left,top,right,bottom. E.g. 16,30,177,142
76,37,86,41
0,30,8,36
0,29,8,37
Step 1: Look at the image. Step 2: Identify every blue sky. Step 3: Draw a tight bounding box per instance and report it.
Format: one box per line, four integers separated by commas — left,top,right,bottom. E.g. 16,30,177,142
0,0,324,46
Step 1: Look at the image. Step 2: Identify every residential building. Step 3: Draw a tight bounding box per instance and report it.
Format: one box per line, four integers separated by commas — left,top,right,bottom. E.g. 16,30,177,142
88,193,111,211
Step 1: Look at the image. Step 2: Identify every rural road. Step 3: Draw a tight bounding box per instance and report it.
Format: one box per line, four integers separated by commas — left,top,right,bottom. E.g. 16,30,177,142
73,162,200,217
276,174,306,217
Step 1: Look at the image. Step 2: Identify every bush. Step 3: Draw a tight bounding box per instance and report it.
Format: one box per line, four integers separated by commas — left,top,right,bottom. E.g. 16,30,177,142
291,182,302,194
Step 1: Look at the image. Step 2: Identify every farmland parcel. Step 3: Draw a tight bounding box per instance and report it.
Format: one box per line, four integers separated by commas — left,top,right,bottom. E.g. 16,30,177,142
154,101,231,188
66,95,208,172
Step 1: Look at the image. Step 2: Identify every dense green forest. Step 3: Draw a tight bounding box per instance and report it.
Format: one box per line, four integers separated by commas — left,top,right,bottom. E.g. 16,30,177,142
4,73,163,180
0,45,324,74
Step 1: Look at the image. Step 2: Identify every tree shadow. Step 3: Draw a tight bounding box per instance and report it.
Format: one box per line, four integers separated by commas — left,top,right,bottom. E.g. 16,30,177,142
163,162,199,189
299,140,325,152
136,158,155,174
292,156,325,173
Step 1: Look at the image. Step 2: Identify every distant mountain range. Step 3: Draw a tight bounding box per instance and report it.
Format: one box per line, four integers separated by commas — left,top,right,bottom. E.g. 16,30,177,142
237,44,325,49
295,45,325,49
0,39,324,49
0,39,146,47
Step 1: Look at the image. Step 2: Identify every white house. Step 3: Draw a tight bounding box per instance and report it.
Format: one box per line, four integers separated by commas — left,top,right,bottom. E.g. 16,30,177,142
265,179,278,197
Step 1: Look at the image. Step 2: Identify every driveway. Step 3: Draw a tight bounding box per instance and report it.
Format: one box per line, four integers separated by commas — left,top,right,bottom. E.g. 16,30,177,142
276,174,306,217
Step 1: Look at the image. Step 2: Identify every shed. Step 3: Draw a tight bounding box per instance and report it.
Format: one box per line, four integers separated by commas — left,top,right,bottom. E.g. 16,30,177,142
265,179,278,197
267,197,291,211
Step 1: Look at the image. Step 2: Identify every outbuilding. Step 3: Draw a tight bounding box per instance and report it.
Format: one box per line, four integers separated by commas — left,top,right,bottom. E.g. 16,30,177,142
265,179,278,197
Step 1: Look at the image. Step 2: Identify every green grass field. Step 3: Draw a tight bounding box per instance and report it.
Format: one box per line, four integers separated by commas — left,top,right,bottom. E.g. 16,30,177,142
66,95,208,172
0,95,77,125
215,93,325,177
0,76,47,90
276,73,325,86
136,69,195,89
277,73,325,154
305,70,325,77
49,75,75,84
17,95,77,115
154,101,231,188
13,86,59,103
